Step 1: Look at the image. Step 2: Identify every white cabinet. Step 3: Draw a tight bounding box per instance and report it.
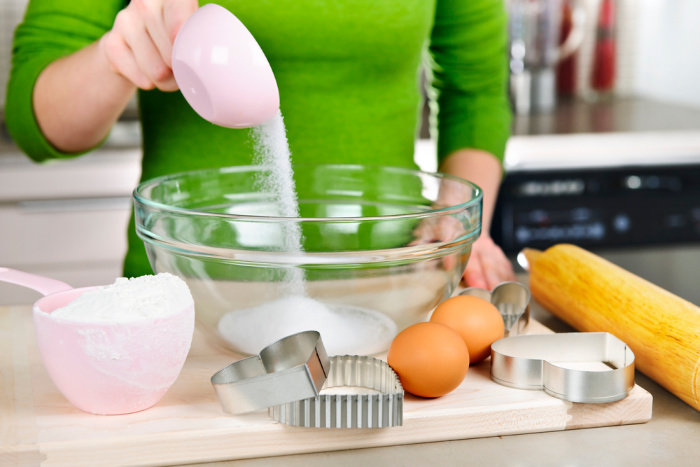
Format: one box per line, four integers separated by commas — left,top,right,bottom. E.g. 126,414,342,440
0,147,142,305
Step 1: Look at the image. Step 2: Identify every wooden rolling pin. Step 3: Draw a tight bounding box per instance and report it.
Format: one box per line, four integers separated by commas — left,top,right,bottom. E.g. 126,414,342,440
522,244,700,411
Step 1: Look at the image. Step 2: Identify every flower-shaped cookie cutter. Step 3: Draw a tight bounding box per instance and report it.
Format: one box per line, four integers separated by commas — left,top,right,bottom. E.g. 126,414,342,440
211,330,330,414
459,281,531,336
490,332,636,403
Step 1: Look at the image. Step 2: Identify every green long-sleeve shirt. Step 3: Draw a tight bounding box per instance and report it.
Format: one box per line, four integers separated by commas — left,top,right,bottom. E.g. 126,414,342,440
6,0,511,278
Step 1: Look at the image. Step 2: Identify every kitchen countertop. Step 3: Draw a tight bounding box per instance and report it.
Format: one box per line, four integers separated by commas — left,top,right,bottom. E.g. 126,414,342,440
416,96,700,140
2,295,692,467
0,118,142,201
5,95,700,152
512,96,700,136
4,96,699,162
195,299,700,467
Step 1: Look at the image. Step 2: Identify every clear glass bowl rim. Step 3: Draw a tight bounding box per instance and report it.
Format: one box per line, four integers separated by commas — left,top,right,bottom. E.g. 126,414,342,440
133,163,483,222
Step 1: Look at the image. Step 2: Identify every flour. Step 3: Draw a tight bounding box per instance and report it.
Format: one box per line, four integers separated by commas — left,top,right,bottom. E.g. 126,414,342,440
51,273,193,323
217,296,397,356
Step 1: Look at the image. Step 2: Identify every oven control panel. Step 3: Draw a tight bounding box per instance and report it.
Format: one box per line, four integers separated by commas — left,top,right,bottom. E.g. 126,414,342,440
491,164,700,254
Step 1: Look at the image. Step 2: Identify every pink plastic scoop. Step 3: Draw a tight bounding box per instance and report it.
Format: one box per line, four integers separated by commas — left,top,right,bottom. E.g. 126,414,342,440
172,3,280,128
0,267,194,415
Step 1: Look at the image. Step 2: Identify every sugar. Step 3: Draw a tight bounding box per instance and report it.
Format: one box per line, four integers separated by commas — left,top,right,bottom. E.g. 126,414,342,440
250,112,300,221
50,273,193,323
231,112,398,355
250,112,306,296
217,296,397,356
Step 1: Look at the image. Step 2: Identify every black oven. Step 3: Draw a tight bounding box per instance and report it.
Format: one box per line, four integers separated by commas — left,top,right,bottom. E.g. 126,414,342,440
491,163,700,255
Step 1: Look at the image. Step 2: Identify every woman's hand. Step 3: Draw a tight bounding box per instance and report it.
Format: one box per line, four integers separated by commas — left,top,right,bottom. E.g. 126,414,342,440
462,233,515,289
409,215,515,290
32,0,198,152
437,148,515,289
101,0,199,91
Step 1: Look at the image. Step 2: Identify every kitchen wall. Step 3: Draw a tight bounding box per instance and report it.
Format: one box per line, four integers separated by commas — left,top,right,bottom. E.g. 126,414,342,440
631,0,700,107
0,0,27,109
544,0,700,106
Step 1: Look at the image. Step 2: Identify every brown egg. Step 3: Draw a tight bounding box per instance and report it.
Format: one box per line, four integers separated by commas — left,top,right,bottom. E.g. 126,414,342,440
430,295,504,364
387,322,469,398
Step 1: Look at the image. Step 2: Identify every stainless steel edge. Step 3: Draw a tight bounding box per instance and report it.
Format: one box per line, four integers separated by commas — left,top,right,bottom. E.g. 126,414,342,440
211,330,330,414
269,355,404,428
490,332,636,404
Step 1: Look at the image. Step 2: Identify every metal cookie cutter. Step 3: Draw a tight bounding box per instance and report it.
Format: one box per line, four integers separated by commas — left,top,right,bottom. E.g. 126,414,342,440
211,330,330,414
460,281,531,336
490,332,635,403
269,355,404,428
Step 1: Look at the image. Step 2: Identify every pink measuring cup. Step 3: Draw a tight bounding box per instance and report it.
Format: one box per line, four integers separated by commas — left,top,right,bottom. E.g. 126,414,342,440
172,3,280,128
0,268,194,415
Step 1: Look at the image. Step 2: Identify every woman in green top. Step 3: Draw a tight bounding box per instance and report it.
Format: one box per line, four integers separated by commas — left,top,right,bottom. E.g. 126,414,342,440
6,0,515,289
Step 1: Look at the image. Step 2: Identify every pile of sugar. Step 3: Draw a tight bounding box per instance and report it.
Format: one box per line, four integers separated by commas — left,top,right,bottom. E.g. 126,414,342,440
217,296,397,356
51,273,193,322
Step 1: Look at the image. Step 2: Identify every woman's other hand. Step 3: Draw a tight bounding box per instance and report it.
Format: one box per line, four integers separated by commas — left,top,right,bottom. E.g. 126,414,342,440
408,211,515,289
101,0,199,91
438,148,515,289
462,233,515,289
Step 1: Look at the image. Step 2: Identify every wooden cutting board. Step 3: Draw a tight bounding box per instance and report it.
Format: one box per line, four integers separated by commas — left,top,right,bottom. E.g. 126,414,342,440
0,305,652,467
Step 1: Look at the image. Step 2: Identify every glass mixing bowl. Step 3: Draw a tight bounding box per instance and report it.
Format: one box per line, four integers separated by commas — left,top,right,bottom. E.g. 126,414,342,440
133,164,482,356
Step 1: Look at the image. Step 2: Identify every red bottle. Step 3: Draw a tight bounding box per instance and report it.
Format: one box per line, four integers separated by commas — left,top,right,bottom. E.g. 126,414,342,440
557,0,578,97
591,0,616,93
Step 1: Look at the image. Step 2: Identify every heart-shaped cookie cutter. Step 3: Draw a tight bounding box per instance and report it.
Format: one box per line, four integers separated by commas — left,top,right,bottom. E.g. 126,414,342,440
490,332,635,403
211,330,330,414
459,281,531,336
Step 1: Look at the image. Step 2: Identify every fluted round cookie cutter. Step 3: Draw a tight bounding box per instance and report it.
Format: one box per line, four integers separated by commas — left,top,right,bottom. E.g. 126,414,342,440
211,331,404,427
269,355,404,428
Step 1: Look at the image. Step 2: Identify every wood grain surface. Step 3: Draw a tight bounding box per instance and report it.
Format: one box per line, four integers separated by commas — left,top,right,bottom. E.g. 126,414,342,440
0,305,652,467
524,244,700,412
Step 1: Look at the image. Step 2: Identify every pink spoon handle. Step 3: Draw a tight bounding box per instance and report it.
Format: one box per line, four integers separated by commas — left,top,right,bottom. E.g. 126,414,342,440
0,267,74,296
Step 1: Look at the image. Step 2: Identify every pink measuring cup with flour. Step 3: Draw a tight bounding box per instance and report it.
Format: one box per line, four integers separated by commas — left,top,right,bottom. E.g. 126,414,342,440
0,267,194,415
172,3,280,128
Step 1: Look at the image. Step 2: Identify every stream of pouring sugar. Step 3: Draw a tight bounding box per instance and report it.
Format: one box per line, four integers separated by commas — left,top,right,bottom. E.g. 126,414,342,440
250,112,307,296
217,111,397,356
